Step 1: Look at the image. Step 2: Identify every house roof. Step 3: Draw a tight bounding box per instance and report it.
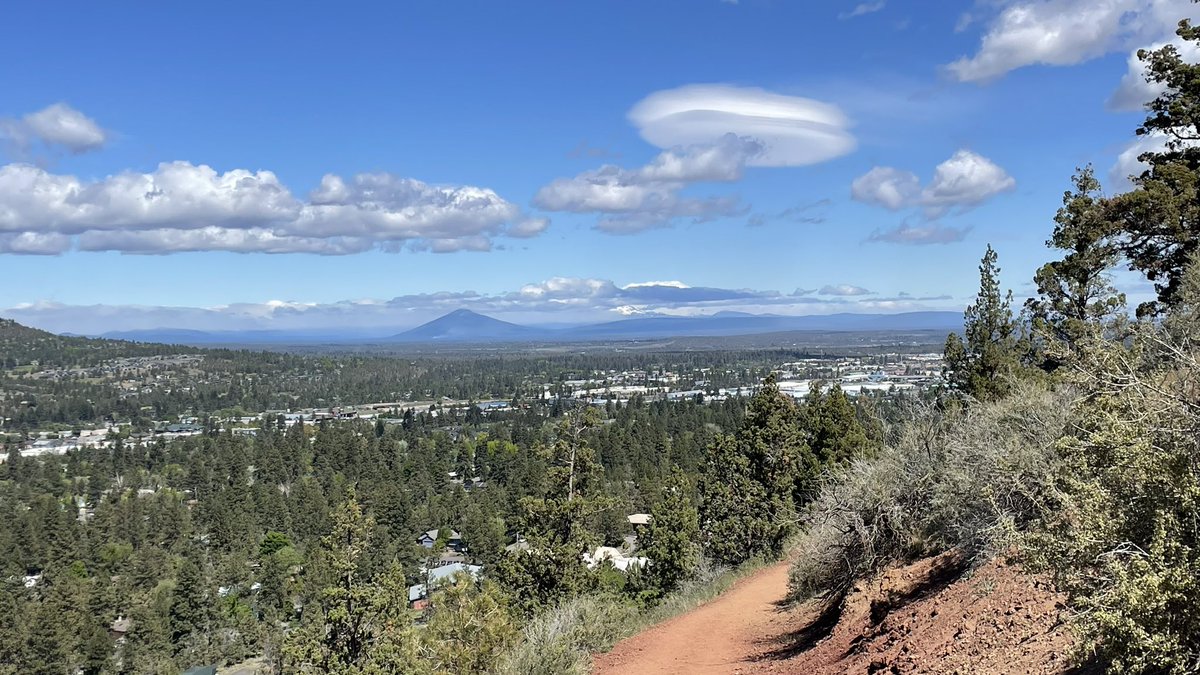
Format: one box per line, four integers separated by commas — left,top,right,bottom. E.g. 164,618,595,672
407,563,483,602
419,528,462,541
583,546,648,572
627,513,652,526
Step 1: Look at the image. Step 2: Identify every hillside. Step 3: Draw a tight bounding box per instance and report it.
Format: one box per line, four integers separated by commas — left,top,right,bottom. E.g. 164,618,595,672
0,317,192,368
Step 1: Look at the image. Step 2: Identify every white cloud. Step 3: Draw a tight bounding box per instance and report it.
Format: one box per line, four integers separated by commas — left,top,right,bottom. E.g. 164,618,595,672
840,1,885,19
622,280,690,289
76,228,375,255
819,284,874,296
0,232,72,255
866,222,972,245
507,217,550,238
851,150,1015,216
851,167,921,210
1,103,108,153
921,150,1017,214
1109,37,1200,110
534,134,758,232
946,0,1196,83
0,162,544,254
0,162,298,234
627,84,856,167
1106,133,1189,189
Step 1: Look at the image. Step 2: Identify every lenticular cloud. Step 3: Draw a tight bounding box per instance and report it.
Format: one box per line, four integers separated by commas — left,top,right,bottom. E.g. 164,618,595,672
627,84,856,167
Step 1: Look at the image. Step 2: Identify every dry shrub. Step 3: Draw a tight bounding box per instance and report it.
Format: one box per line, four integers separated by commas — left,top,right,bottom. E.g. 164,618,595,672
789,382,1070,601
496,595,635,675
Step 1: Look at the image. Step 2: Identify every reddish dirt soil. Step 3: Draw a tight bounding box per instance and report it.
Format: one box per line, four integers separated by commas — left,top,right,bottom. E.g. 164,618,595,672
592,553,1080,675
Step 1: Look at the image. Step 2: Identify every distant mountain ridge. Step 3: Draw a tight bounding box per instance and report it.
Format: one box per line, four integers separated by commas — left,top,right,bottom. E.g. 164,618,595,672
83,309,962,345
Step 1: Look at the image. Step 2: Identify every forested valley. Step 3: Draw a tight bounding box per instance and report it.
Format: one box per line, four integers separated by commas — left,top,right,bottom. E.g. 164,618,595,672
8,9,1200,675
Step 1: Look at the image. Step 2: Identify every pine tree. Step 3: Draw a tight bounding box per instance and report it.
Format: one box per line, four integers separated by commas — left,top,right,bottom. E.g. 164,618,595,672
944,245,1022,401
285,491,376,673
168,550,211,664
424,577,517,674
497,410,609,613
697,434,776,566
800,384,872,469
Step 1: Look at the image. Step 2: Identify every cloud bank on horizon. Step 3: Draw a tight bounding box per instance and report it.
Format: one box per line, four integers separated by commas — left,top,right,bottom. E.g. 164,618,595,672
4,275,957,335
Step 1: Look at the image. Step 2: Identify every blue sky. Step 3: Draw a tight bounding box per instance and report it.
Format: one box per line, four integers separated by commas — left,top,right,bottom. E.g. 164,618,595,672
1,0,1194,334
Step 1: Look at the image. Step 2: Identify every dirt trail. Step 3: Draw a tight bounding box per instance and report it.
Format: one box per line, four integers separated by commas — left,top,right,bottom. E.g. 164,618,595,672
592,562,795,675
592,554,1078,675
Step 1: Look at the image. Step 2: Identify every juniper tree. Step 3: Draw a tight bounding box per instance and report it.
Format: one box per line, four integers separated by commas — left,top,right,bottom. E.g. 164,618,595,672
1107,15,1200,315
1028,166,1125,361
639,471,700,595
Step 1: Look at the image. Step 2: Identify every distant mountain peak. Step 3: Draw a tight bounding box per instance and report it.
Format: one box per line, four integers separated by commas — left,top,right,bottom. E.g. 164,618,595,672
390,309,541,343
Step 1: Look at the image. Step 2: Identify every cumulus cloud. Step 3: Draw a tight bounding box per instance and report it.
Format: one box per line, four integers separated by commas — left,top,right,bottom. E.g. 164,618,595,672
1,103,108,154
534,134,759,232
851,167,921,210
0,232,72,255
866,222,973,245
921,150,1017,214
839,1,885,19
5,277,960,334
819,284,874,296
946,0,1196,83
851,150,1015,217
0,162,544,254
1109,37,1200,110
627,84,856,167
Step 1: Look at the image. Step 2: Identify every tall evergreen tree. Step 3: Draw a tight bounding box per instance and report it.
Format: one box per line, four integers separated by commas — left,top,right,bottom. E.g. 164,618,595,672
698,434,774,566
944,245,1022,401
639,471,700,595
169,549,212,665
285,491,377,673
1106,16,1200,315
1028,166,1126,360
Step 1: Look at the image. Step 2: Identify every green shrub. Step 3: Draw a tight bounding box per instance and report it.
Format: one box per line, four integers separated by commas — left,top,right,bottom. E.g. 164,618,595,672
1026,327,1200,674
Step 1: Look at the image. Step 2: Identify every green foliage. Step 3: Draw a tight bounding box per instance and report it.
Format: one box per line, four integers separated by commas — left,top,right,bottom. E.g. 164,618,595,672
1028,166,1126,361
498,410,613,614
169,551,213,665
258,531,292,558
497,595,637,675
424,577,518,674
638,471,700,595
799,383,875,472
697,433,778,566
1105,17,1200,316
699,376,810,565
285,492,382,672
944,245,1025,401
1026,318,1200,673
